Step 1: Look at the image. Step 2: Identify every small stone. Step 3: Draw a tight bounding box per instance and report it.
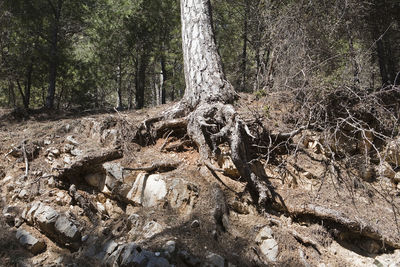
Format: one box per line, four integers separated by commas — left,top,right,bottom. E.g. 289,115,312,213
48,177,55,188
206,253,225,267
15,217,23,228
142,221,163,239
50,148,60,156
81,235,89,242
97,202,107,215
16,229,46,255
256,226,274,242
259,238,279,262
191,220,200,228
63,156,73,165
70,148,83,157
394,172,400,183
66,136,79,146
18,189,28,199
44,139,51,145
63,144,74,153
163,240,176,254
2,175,13,184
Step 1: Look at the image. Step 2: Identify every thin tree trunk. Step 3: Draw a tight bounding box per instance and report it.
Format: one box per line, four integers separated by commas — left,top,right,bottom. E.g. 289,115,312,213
135,53,149,109
160,53,167,104
45,2,62,109
238,0,249,92
116,60,123,110
8,80,16,108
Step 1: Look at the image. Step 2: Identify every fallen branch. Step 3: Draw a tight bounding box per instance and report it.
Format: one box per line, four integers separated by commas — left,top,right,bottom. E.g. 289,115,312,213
123,161,181,173
160,130,174,152
288,204,400,249
22,141,29,178
287,228,323,254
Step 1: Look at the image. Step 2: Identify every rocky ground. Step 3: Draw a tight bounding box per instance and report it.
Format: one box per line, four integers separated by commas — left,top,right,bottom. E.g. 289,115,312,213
1,94,400,267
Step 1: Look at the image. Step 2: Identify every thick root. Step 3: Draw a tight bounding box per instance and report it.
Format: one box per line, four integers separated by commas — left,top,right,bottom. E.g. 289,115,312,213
187,102,273,207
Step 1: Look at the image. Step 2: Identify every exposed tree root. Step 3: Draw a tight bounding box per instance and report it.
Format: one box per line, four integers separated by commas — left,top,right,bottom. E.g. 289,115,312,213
187,102,273,206
287,204,400,250
55,148,123,179
288,228,323,254
122,161,181,173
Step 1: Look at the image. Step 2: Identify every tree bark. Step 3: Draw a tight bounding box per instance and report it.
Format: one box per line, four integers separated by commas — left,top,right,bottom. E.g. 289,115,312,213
160,53,167,104
177,0,271,206
45,0,62,109
135,53,149,109
180,0,235,109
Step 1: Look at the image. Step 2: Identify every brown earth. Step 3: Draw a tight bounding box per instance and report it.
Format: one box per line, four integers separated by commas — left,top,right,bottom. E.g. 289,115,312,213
0,94,400,266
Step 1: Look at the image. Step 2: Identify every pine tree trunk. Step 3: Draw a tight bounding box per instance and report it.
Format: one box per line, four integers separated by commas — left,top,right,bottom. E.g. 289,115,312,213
180,0,235,109
177,0,271,206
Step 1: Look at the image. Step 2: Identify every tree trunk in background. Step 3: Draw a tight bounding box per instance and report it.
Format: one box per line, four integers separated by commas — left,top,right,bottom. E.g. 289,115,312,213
135,53,149,109
180,0,235,109
238,0,249,92
116,60,123,110
45,1,62,109
160,54,167,104
8,80,16,108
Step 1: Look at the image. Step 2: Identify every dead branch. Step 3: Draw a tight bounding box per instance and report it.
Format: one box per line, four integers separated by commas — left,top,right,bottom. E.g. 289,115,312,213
288,204,400,249
287,228,323,253
22,141,29,178
123,161,180,173
165,140,193,152
160,130,174,152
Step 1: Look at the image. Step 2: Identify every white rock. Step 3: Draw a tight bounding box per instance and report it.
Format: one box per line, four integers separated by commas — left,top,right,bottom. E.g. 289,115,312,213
96,202,107,215
142,174,167,207
256,226,274,242
256,226,279,263
142,221,163,239
66,136,79,146
18,189,28,199
2,175,13,184
63,156,73,165
70,148,84,157
259,238,279,262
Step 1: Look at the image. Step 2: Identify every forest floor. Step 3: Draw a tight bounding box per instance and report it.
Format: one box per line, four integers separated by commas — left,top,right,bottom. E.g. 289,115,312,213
1,93,400,266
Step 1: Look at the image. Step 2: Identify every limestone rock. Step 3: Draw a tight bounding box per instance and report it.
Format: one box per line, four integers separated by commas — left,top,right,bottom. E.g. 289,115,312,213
66,135,79,146
98,241,170,267
394,172,400,183
256,226,279,263
54,215,81,242
142,174,167,207
103,162,124,192
375,162,396,179
125,173,168,207
259,239,279,262
16,229,46,255
142,221,164,239
22,202,81,247
167,178,199,215
385,137,400,165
